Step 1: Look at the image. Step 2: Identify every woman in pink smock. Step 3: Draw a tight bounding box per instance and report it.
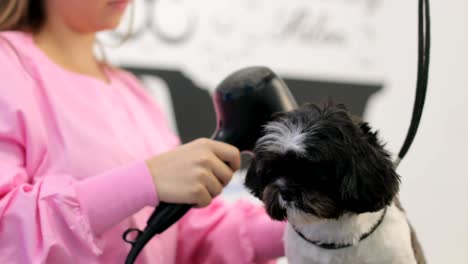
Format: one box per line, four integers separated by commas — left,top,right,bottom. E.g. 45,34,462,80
0,0,285,263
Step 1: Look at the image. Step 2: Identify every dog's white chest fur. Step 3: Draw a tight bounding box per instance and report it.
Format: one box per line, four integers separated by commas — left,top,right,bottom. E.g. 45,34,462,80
284,204,417,264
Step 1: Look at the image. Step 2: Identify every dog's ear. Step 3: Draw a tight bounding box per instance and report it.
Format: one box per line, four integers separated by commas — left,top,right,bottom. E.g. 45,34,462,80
244,157,263,198
340,122,400,213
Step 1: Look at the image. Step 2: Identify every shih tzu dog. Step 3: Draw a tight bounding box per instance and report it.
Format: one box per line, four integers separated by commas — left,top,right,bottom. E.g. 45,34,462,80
245,102,425,264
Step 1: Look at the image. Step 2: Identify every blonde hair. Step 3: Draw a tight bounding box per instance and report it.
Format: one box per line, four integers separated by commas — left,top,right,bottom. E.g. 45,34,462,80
0,0,134,68
0,0,45,32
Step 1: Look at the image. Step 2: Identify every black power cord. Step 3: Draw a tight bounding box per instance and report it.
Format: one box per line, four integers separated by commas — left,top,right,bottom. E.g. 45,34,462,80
396,0,431,166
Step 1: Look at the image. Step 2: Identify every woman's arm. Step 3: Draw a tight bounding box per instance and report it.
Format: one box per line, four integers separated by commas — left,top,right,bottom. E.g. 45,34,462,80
0,43,159,262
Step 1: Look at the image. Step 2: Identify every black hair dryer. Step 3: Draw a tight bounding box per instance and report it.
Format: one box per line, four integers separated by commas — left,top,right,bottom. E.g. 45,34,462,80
123,66,298,264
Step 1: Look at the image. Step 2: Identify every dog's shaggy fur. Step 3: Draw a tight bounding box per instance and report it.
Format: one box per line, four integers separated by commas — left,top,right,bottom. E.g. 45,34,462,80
245,102,425,264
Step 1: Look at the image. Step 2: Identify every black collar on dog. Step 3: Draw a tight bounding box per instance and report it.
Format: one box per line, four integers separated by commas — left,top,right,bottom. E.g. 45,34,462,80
292,207,388,250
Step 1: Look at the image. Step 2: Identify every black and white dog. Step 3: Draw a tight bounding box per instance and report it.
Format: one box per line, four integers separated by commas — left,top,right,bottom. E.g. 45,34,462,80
245,102,425,264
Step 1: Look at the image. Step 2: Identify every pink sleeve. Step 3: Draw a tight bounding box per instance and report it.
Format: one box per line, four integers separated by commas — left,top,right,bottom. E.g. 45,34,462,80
176,198,285,264
0,43,158,262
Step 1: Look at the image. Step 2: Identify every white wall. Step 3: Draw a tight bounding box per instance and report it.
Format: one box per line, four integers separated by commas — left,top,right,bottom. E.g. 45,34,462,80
103,0,468,262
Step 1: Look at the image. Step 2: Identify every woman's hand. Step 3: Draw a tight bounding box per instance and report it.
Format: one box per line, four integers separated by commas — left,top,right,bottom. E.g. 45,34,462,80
146,138,241,207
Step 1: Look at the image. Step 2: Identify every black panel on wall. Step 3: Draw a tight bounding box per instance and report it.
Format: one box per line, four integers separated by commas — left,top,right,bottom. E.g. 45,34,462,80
284,79,382,117
126,67,382,144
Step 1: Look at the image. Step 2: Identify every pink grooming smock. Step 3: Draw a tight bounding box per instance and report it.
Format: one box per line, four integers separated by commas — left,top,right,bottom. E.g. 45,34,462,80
0,31,285,264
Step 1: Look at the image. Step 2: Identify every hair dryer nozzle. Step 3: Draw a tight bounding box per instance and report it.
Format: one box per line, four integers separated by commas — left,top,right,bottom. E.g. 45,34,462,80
212,66,298,151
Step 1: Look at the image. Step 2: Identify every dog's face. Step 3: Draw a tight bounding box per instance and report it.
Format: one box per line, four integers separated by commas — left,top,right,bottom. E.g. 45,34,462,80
244,103,400,222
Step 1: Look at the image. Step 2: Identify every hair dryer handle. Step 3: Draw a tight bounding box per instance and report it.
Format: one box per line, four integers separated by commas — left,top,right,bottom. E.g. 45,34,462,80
123,131,224,264
123,202,191,264
146,202,191,229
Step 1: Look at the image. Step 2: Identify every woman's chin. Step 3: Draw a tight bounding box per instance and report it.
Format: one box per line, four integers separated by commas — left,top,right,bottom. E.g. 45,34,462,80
95,19,125,33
